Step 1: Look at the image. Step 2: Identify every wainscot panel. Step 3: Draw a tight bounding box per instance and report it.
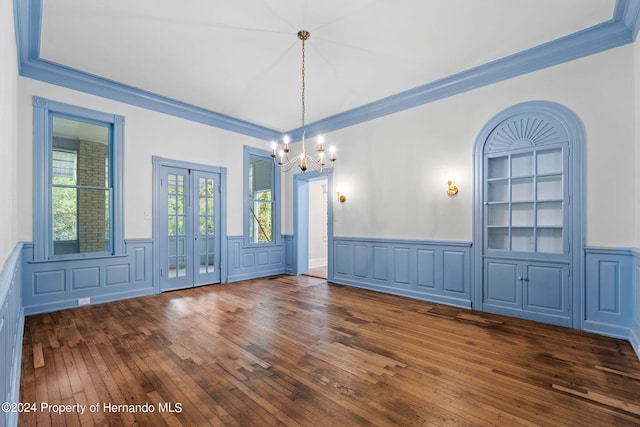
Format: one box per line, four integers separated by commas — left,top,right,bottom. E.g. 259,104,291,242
331,237,472,309
584,248,633,339
632,251,640,361
226,236,286,282
284,235,294,275
22,240,153,315
0,244,24,427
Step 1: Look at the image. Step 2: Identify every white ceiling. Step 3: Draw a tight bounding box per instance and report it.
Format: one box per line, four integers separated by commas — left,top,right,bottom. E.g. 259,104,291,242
39,0,615,133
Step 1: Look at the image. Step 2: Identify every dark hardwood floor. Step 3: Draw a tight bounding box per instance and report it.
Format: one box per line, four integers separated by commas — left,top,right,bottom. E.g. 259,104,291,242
20,275,640,426
303,266,328,279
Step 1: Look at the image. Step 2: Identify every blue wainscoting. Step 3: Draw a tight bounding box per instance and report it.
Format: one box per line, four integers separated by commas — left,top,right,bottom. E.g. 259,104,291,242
0,244,24,427
283,235,294,275
22,240,153,315
584,248,634,339
331,237,472,309
631,250,640,360
226,236,286,282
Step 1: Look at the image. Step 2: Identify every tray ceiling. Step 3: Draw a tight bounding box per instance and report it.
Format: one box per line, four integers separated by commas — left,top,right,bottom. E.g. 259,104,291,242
38,0,615,132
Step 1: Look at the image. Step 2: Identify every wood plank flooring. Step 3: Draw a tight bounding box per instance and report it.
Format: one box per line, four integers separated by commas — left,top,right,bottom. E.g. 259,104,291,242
304,266,328,279
19,275,640,426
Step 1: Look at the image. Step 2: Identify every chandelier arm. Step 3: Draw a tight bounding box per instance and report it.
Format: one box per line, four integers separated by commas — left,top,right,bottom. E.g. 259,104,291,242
281,160,300,172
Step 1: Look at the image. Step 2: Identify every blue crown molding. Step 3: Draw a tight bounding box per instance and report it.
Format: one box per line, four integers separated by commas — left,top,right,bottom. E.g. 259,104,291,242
14,0,282,141
615,0,640,40
290,19,633,142
14,0,639,143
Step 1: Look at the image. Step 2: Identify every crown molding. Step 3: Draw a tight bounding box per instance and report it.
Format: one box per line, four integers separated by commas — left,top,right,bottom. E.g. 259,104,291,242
15,0,638,144
615,0,640,39
14,0,282,141
290,18,632,142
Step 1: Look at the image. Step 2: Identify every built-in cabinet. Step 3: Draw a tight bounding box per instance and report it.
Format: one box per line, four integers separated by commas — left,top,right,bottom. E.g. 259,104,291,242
476,103,580,327
484,259,570,326
485,146,567,255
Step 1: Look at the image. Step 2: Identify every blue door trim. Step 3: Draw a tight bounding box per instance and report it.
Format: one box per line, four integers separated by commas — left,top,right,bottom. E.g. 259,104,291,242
152,156,228,292
293,170,333,276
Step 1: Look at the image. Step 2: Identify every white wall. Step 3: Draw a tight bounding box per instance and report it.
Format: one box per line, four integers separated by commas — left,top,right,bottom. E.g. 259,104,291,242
307,45,636,248
308,179,328,267
15,40,637,251
0,0,20,265
17,79,272,242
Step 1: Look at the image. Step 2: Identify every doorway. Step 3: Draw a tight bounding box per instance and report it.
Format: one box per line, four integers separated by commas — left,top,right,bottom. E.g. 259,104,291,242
306,179,328,278
153,157,227,292
293,170,333,279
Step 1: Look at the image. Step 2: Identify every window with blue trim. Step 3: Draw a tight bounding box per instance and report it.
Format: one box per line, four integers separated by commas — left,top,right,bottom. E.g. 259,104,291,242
244,146,280,245
33,97,124,260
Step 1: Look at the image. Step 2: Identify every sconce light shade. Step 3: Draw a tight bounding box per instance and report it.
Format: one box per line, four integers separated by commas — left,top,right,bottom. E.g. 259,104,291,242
337,192,347,203
447,180,459,196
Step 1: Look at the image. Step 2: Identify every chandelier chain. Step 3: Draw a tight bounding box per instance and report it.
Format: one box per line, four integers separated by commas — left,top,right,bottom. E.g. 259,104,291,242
301,33,306,143
270,30,335,173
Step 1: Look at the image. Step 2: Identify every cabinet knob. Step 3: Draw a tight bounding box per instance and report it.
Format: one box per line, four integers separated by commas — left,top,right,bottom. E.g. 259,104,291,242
517,276,523,281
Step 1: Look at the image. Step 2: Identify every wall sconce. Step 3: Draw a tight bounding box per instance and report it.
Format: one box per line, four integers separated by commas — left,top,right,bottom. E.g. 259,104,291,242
447,180,459,196
337,191,347,203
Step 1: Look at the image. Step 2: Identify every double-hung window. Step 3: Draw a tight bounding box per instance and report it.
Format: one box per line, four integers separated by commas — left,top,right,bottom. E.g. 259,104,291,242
33,97,124,260
244,146,280,245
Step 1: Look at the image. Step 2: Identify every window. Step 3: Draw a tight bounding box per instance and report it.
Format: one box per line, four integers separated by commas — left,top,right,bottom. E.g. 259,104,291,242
244,146,280,245
33,97,124,260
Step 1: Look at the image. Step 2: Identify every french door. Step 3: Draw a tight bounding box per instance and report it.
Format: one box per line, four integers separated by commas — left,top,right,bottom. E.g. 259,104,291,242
159,165,221,291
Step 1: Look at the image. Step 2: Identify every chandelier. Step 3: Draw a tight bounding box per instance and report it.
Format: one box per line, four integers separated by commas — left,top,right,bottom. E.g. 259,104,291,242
271,30,336,172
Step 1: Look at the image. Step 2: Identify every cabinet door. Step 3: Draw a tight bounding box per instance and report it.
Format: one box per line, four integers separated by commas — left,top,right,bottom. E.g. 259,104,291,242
523,263,570,321
484,260,520,308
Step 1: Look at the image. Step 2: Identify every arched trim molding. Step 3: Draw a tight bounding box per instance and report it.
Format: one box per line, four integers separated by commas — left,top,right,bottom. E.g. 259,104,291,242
472,101,585,328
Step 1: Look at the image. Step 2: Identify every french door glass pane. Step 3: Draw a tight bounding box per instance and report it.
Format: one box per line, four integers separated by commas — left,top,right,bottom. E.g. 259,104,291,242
167,173,187,279
168,174,176,195
199,177,215,274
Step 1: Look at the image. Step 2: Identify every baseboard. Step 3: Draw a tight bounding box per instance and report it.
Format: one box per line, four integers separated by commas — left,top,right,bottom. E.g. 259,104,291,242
227,268,286,283
329,276,472,309
23,288,156,316
309,258,328,269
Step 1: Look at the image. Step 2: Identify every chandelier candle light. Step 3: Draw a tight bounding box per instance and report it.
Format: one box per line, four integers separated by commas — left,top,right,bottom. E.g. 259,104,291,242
271,30,336,172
